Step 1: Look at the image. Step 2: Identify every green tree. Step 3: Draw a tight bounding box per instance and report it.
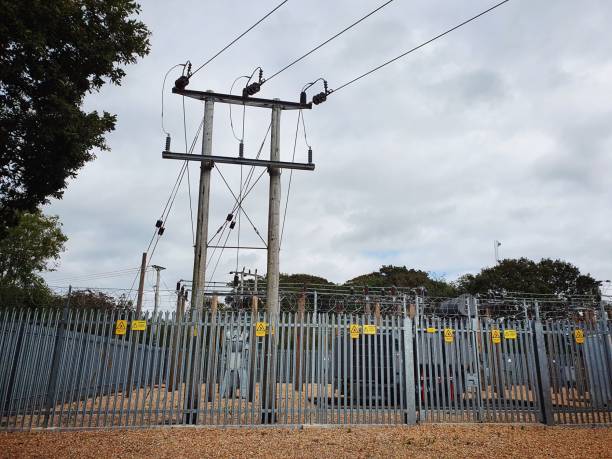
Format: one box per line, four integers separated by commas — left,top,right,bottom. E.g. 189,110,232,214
69,289,133,312
345,265,457,297
457,258,600,297
0,0,150,233
0,211,67,287
279,273,335,286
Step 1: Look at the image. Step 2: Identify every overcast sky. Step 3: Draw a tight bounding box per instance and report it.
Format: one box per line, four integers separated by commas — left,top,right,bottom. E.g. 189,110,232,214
42,0,612,308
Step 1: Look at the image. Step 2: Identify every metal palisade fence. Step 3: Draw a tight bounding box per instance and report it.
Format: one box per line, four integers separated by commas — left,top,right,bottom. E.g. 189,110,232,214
0,294,610,430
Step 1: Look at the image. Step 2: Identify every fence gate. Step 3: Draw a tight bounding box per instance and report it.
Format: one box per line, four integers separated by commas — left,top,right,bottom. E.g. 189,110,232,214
544,320,612,424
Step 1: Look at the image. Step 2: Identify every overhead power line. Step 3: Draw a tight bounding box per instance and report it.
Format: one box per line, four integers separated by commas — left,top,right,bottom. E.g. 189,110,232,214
331,0,511,95
190,0,290,77
265,0,394,83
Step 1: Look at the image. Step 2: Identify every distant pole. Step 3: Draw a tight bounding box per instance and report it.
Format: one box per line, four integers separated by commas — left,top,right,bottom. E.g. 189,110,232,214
152,265,166,317
136,252,147,316
494,240,501,264
191,93,215,312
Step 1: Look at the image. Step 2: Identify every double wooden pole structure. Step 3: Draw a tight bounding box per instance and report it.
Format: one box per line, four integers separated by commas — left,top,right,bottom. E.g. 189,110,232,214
164,87,313,423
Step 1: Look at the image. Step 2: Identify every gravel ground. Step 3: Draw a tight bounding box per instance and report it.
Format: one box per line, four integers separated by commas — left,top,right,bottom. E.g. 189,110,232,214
0,425,610,458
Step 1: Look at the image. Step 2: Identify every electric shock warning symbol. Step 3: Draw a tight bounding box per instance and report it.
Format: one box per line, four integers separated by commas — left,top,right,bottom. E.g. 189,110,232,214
350,324,361,339
444,328,454,343
115,320,127,335
491,329,501,344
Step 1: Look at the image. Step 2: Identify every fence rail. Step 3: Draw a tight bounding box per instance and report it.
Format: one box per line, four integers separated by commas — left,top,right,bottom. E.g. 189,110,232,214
0,299,610,430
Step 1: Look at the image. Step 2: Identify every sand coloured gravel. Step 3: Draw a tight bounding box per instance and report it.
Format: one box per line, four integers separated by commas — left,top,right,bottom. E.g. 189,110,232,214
0,424,611,458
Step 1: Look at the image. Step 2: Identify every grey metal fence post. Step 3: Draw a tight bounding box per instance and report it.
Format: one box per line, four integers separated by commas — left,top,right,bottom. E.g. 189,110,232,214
469,296,484,422
403,315,416,424
44,285,72,427
533,317,554,425
599,299,611,370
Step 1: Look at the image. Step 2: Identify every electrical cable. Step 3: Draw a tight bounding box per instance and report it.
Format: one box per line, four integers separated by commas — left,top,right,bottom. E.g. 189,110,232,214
205,122,272,285
229,75,250,142
300,109,311,149
129,117,204,297
161,63,185,135
190,0,290,77
182,96,195,246
215,167,268,246
206,122,271,247
330,0,511,95
280,110,302,247
265,0,394,83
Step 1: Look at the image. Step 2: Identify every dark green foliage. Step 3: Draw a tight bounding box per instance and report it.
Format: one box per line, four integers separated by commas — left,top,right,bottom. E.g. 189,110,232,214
456,257,600,298
0,0,150,233
344,265,457,297
0,211,67,287
279,273,334,287
68,289,133,312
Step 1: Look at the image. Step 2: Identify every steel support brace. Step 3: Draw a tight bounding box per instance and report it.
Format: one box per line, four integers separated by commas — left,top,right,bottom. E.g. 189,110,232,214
533,320,554,425
403,316,416,424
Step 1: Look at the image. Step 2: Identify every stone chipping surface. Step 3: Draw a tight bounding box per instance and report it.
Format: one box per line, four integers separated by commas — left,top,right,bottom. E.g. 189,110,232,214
0,424,610,458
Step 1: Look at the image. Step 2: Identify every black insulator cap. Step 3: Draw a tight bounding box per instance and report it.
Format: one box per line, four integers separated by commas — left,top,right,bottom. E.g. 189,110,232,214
312,92,327,105
300,91,307,105
226,213,233,221
239,142,244,158
184,290,189,300
174,75,190,90
229,221,236,229
176,282,181,292
165,134,171,151
155,219,163,228
243,81,261,97
233,274,239,287
308,147,312,164
158,226,165,235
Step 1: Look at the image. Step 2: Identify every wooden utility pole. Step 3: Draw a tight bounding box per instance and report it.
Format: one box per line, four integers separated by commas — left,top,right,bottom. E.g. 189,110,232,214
266,101,282,319
135,252,147,316
191,94,214,311
163,86,313,424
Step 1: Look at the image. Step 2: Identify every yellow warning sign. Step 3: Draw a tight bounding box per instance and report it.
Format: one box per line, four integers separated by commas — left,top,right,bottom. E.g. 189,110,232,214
443,328,454,343
193,326,198,337
574,329,584,344
350,324,361,339
363,324,377,335
131,320,146,331
504,329,517,340
426,327,437,333
115,320,127,335
255,321,268,337
491,329,501,344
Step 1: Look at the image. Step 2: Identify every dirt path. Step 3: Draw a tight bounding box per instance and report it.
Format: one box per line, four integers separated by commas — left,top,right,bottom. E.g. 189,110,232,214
0,424,610,458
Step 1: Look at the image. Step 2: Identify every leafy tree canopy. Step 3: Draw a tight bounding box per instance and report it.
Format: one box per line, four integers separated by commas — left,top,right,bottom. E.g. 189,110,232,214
344,265,457,297
0,211,67,287
279,273,334,286
0,0,150,233
456,258,600,298
69,289,133,312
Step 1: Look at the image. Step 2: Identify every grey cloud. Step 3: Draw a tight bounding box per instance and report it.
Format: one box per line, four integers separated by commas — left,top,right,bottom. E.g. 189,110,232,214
41,0,612,298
